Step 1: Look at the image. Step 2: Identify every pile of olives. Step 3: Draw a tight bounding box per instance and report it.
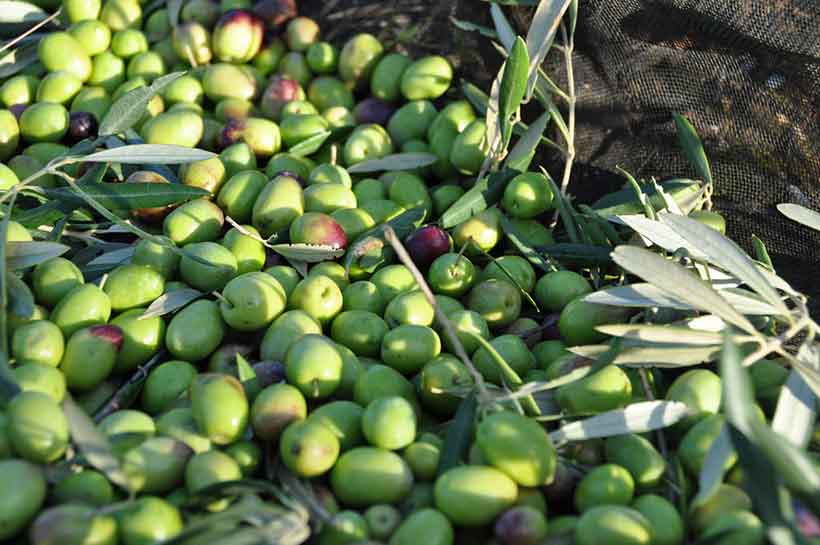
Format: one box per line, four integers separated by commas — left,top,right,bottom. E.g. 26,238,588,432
0,0,796,544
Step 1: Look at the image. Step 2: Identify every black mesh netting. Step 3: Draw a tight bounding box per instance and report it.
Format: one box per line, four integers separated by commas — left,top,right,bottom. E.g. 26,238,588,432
304,0,820,309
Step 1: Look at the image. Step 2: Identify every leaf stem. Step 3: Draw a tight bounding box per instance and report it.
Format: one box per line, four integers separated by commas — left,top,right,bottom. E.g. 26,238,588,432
93,350,167,422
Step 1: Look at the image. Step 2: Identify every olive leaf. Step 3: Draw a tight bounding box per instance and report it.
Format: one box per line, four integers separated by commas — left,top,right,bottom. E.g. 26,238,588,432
584,283,779,316
344,206,426,274
6,241,69,270
81,246,136,277
287,130,331,158
612,246,758,334
673,113,713,185
595,324,724,346
661,214,790,317
346,153,438,174
539,243,612,265
46,181,209,212
0,1,46,24
98,71,186,136
140,288,204,320
777,203,820,232
81,144,216,165
505,111,550,172
498,36,529,147
450,17,499,39
752,234,774,269
524,0,573,99
550,400,691,443
499,215,554,273
6,272,34,318
771,371,817,449
462,81,489,116
440,168,519,228
166,0,183,27
235,353,259,398
270,243,344,263
570,343,722,368
616,214,706,259
468,332,540,416
489,3,516,51
692,424,734,507
62,395,132,491
437,392,477,477
0,42,37,78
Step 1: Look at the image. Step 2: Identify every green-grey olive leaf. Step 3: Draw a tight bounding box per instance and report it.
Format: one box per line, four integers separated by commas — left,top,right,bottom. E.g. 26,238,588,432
505,111,550,172
612,246,758,334
524,0,572,99
673,113,713,185
499,214,554,273
489,3,516,51
437,392,476,477
81,144,216,165
287,130,331,158
346,153,437,174
771,370,816,449
6,241,69,270
46,181,209,210
440,168,519,228
777,203,820,232
140,288,204,320
692,423,733,507
0,42,38,78
550,400,691,443
662,213,790,316
270,243,345,263
99,71,186,136
62,395,132,491
6,271,34,318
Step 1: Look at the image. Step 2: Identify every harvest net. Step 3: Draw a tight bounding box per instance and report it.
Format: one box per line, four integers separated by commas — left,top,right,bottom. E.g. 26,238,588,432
307,0,820,309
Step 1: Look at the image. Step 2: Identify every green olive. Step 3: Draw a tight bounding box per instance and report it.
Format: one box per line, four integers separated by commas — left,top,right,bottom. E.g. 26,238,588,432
0,459,47,540
166,299,226,361
163,198,225,246
103,264,165,313
190,373,248,445
19,102,70,143
110,309,166,374
68,20,111,57
7,391,69,463
331,447,413,507
11,320,64,367
38,32,92,81
434,465,517,526
13,363,66,402
370,53,412,102
116,497,183,545
400,56,453,100
141,110,203,147
50,283,111,337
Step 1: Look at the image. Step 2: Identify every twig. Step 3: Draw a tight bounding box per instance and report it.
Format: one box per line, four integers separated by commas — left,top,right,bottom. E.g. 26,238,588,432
0,7,63,55
93,350,167,422
382,226,491,405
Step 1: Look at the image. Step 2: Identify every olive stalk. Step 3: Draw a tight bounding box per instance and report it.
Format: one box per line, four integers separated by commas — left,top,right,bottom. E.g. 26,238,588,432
0,7,63,55
557,22,576,198
382,225,492,406
93,350,167,422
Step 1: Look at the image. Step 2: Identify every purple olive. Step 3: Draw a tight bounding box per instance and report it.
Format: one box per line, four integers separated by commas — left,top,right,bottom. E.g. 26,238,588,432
543,460,582,506
219,118,246,149
67,112,98,144
353,98,396,126
289,212,348,249
260,75,305,120
252,0,296,28
88,324,124,350
252,361,286,388
404,225,452,270
8,104,26,121
494,506,548,545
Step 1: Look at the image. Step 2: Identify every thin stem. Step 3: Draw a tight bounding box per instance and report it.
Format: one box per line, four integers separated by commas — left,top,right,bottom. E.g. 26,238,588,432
382,226,492,405
93,350,167,422
0,7,63,55
558,22,576,197
0,189,19,352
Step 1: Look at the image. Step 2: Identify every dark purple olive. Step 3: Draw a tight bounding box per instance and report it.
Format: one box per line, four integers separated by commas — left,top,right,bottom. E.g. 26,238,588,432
8,104,26,121
404,225,452,270
67,111,98,144
494,506,548,545
543,460,582,507
218,118,246,150
252,0,296,27
540,312,561,340
252,361,286,389
353,98,396,126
